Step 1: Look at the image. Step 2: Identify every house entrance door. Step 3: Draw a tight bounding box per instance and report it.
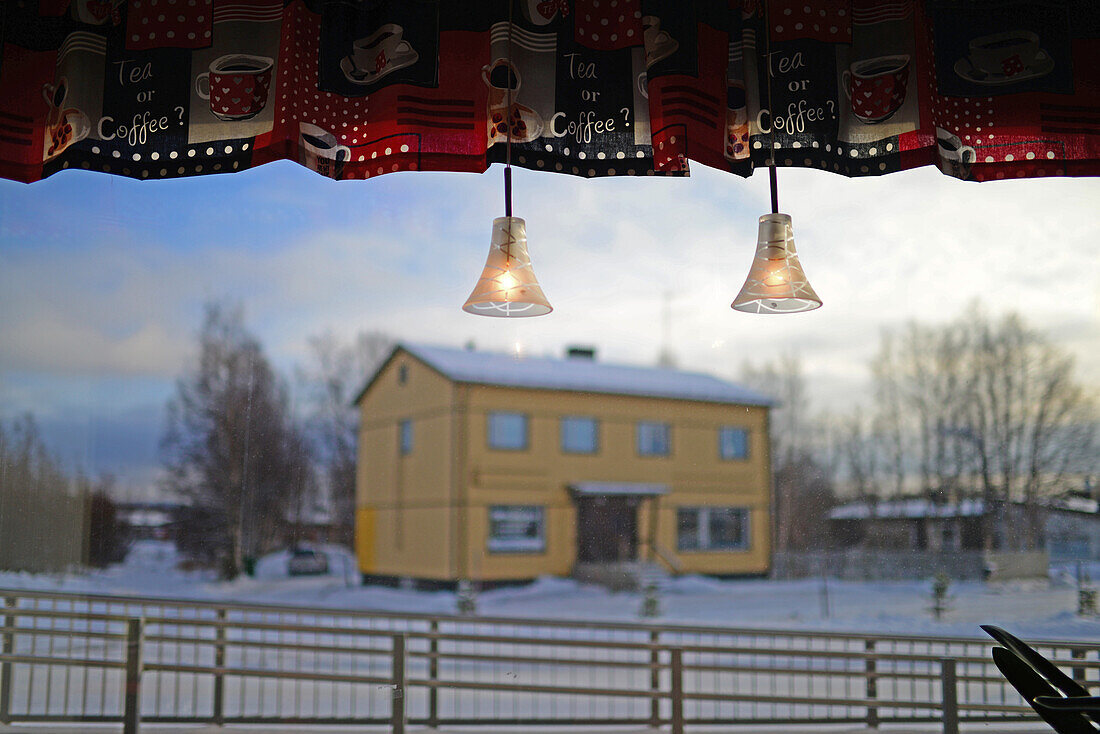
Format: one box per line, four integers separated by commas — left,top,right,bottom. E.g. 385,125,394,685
575,496,638,563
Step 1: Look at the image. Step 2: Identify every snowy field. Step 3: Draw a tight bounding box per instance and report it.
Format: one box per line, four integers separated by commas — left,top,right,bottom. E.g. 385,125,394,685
2,540,1099,640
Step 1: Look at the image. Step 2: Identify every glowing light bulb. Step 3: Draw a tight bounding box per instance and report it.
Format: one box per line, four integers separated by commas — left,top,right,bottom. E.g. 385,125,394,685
763,270,788,287
498,269,518,293
463,217,552,317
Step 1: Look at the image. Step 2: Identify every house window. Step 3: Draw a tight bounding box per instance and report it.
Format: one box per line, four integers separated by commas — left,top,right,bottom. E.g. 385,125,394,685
677,507,749,551
398,364,408,385
399,419,413,455
488,412,528,450
719,427,749,460
636,421,670,456
488,506,545,553
561,416,598,454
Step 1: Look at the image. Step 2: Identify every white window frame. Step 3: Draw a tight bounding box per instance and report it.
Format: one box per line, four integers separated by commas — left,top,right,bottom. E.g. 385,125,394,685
487,505,545,553
677,506,750,551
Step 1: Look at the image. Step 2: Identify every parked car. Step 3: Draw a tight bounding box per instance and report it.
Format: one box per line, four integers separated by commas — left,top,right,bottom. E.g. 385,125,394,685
287,547,329,576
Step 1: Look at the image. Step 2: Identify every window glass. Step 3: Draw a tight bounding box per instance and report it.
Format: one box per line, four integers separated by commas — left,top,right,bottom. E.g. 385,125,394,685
708,507,748,549
676,508,700,551
399,419,413,455
488,412,528,450
677,507,749,551
488,506,545,553
561,416,598,454
636,421,670,456
719,427,749,460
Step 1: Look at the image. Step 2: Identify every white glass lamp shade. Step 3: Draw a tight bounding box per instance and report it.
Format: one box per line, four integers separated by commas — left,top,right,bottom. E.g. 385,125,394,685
731,213,822,314
463,216,552,317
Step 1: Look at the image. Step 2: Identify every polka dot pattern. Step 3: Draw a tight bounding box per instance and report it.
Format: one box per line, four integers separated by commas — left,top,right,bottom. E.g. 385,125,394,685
125,0,211,50
575,0,642,50
45,138,249,180
771,0,850,42
274,2,380,178
21,3,1093,186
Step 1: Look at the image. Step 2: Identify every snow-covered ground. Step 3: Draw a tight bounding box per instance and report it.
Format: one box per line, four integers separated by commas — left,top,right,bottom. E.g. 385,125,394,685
3,540,1099,640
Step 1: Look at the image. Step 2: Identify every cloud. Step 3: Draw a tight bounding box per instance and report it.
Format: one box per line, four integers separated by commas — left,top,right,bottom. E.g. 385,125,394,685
0,159,1096,429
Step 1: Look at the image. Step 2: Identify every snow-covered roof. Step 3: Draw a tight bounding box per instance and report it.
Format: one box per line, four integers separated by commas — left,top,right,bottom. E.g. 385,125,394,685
120,509,173,527
830,496,1100,520
829,499,985,520
1055,495,1100,514
388,343,774,407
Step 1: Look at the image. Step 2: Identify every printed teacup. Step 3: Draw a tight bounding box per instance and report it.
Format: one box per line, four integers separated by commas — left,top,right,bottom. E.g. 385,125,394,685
483,58,522,106
196,54,273,122
351,24,406,74
71,0,121,25
483,59,525,142
843,54,909,124
524,0,562,25
45,108,91,159
724,80,750,161
299,123,351,179
936,128,976,179
42,77,70,124
967,30,1040,77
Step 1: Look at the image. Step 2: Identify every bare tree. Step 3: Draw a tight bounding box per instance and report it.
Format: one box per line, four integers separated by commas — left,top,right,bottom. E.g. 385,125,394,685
740,353,835,552
871,321,972,504
0,414,86,572
297,330,393,546
867,306,1097,550
834,408,886,503
962,311,1096,549
161,302,312,578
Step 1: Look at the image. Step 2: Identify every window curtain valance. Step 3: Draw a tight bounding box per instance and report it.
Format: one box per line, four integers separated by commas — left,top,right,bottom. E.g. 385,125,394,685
1,0,1097,185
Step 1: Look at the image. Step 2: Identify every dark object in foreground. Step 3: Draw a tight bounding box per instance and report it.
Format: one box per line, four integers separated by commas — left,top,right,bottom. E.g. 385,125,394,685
983,624,1100,733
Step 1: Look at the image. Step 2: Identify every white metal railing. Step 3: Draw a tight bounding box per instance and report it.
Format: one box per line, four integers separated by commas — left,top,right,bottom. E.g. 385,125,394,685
2,587,1096,731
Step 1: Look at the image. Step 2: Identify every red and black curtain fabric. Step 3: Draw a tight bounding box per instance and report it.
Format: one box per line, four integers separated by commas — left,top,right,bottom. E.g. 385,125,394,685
1,0,1098,184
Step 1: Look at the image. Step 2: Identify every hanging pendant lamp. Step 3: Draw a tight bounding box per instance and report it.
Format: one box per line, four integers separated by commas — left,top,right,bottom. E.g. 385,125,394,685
731,210,821,313
733,0,820,315
463,12,551,318
462,211,552,316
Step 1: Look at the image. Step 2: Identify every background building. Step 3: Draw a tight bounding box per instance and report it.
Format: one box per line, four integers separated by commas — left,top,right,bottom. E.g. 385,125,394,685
354,343,774,587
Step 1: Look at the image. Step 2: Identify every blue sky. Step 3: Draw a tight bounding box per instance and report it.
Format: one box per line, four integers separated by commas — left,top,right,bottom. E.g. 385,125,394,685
1,160,1097,493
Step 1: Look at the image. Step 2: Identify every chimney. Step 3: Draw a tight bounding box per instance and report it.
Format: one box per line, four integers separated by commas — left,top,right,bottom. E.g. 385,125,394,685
566,346,596,361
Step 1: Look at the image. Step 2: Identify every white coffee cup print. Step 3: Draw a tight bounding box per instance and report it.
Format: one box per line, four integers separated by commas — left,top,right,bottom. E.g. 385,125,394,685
936,128,976,178
955,30,1053,84
342,24,419,85
299,123,351,179
44,107,91,160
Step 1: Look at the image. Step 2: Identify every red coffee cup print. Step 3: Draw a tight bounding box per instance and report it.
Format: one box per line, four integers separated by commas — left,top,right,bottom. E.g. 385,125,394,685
196,54,273,122
842,54,909,124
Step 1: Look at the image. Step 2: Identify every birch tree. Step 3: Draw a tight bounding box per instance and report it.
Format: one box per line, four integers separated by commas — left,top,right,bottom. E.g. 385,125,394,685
162,303,312,577
297,330,392,546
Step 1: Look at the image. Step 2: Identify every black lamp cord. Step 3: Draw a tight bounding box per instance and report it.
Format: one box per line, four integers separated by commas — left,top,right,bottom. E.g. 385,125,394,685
762,0,778,215
504,1,514,219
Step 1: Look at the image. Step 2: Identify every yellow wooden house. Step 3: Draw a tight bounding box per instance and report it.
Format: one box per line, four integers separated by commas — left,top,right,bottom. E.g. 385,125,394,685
354,343,774,587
